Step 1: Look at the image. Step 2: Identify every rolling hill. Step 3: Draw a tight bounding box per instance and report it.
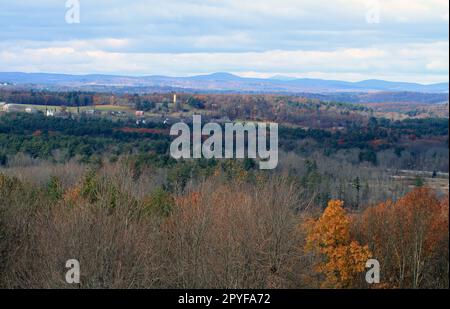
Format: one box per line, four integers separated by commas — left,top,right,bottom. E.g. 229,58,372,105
0,72,448,94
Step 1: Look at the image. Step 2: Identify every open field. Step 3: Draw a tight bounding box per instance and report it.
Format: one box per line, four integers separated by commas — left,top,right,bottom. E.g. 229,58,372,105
2,103,132,113
391,170,449,192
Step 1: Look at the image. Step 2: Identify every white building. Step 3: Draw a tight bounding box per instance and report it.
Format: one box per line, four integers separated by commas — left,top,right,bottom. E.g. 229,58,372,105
2,104,28,113
26,107,38,114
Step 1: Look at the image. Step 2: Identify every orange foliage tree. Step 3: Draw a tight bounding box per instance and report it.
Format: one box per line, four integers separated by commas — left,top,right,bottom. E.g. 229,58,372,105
305,200,372,288
360,187,448,288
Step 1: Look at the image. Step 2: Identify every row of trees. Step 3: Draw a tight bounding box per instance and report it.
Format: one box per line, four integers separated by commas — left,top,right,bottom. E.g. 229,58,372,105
305,187,448,288
1,114,447,171
0,159,448,288
0,90,95,106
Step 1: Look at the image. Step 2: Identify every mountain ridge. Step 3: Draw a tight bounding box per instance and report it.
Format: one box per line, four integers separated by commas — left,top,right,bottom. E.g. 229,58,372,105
0,72,448,93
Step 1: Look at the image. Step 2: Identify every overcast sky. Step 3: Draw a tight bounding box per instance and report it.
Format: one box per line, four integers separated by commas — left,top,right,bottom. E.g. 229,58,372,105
0,0,448,83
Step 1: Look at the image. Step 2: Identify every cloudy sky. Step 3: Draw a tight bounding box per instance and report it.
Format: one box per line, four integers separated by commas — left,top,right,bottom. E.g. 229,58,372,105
0,0,448,83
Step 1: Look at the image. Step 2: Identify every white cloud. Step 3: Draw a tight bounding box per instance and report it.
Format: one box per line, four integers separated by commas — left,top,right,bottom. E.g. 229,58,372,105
0,39,447,83
0,0,447,82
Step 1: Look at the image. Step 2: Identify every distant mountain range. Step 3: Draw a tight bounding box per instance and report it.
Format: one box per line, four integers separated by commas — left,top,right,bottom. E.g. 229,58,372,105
0,72,448,94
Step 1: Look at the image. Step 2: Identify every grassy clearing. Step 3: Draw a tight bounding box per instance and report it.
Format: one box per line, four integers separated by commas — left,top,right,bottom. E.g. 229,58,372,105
6,103,132,113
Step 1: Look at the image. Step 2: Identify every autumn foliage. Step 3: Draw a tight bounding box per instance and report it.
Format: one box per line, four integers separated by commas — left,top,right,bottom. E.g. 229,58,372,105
358,187,449,288
0,164,448,288
305,200,372,288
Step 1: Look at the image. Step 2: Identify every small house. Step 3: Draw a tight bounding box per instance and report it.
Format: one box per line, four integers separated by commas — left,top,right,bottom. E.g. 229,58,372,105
25,107,38,114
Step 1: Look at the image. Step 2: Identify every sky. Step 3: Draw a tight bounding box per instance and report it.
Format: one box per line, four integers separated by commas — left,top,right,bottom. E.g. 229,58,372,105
0,0,448,83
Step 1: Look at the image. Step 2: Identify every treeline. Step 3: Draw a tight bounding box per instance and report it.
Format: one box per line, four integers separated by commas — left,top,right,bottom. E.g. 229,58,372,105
2,89,448,132
0,114,448,172
280,117,448,165
0,114,170,163
0,162,447,288
0,90,372,128
0,90,95,106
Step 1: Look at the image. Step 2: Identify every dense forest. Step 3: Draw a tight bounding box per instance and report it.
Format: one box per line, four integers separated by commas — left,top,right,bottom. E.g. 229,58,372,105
0,113,447,172
0,160,448,288
0,90,448,289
